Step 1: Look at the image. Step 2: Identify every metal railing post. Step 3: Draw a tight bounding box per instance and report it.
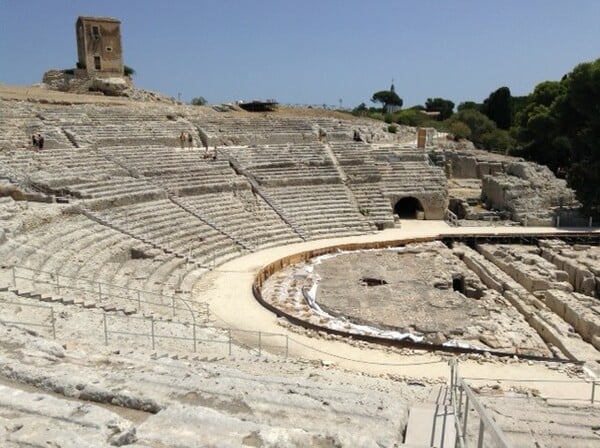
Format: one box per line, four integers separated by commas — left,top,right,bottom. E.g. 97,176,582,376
193,324,197,353
137,290,141,312
430,403,439,447
228,328,232,356
171,296,175,317
440,403,447,448
477,420,485,448
151,317,155,350
51,308,56,339
103,313,108,345
258,331,262,356
98,282,102,301
56,272,60,294
463,394,469,437
592,381,596,404
285,335,289,358
12,266,16,287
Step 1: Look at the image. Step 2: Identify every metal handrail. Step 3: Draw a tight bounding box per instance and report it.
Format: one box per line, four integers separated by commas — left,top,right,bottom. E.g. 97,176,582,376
11,265,208,324
450,359,514,448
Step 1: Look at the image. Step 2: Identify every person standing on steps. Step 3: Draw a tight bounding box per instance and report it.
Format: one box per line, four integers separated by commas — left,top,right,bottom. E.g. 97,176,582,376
37,133,44,150
31,134,37,148
187,132,194,149
179,131,186,149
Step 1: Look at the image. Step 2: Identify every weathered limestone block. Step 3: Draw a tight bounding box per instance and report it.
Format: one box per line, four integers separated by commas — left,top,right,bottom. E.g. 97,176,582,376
543,289,600,350
477,161,490,177
540,244,597,296
593,335,600,351
90,77,128,96
489,162,503,175
447,153,478,178
0,384,137,447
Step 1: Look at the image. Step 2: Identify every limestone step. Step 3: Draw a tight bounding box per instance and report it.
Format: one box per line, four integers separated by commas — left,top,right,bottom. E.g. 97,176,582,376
404,405,456,448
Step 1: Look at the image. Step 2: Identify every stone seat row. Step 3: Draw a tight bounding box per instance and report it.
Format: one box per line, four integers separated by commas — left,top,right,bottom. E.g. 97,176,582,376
180,191,303,250
94,199,245,268
159,174,247,196
264,185,374,238
224,145,333,168
63,177,162,200
117,157,232,176
0,214,205,317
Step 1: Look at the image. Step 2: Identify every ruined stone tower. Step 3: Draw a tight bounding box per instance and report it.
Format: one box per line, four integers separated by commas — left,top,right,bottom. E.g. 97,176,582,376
76,16,123,77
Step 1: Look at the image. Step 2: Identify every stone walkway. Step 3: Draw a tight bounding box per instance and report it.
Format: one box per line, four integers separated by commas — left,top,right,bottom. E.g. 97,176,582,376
198,220,600,400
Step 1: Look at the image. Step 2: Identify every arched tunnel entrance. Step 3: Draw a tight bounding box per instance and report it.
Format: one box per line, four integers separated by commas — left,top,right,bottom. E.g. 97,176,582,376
394,197,424,219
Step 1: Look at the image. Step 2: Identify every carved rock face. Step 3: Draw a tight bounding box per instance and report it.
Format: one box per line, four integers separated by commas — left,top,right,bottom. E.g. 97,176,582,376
90,77,128,97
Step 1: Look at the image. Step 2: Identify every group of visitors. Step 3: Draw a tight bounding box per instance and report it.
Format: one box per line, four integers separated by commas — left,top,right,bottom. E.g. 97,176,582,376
179,131,194,149
31,133,44,150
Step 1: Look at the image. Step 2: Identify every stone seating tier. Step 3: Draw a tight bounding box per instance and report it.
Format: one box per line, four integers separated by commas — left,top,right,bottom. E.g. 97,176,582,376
251,166,342,187
265,185,374,238
96,199,243,267
63,118,193,141
223,144,333,169
0,214,189,311
181,191,302,250
65,177,163,200
350,185,395,225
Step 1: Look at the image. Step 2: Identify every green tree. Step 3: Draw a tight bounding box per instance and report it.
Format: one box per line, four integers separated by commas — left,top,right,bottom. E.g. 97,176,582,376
457,101,481,112
514,58,600,214
448,121,471,141
482,86,512,129
425,97,455,120
371,90,403,110
191,97,207,106
395,109,432,127
448,109,513,153
450,109,495,143
480,128,514,153
123,65,136,77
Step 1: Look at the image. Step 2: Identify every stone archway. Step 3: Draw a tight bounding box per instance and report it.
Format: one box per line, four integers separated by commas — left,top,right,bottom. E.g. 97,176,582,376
394,197,424,219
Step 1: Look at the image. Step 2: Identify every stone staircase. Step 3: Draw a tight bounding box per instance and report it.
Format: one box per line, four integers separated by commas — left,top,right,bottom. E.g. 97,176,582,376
404,384,456,448
4,285,135,315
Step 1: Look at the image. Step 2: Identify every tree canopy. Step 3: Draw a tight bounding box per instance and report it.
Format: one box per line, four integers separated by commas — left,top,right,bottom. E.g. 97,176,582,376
123,65,136,77
513,58,600,215
425,97,455,120
482,86,512,129
191,96,207,106
371,90,403,110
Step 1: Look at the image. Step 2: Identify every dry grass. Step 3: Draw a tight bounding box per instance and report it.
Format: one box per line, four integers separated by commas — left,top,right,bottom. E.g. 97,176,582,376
0,83,374,122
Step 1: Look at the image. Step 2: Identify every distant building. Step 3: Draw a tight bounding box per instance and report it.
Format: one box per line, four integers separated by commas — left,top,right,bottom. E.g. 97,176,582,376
76,16,124,78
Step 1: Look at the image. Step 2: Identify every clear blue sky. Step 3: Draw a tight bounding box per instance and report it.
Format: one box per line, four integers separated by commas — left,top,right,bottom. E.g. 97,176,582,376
1,0,599,108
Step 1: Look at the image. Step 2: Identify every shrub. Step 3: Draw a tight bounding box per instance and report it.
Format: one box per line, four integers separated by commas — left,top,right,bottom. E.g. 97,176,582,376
448,121,471,141
387,124,397,134
191,97,207,106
